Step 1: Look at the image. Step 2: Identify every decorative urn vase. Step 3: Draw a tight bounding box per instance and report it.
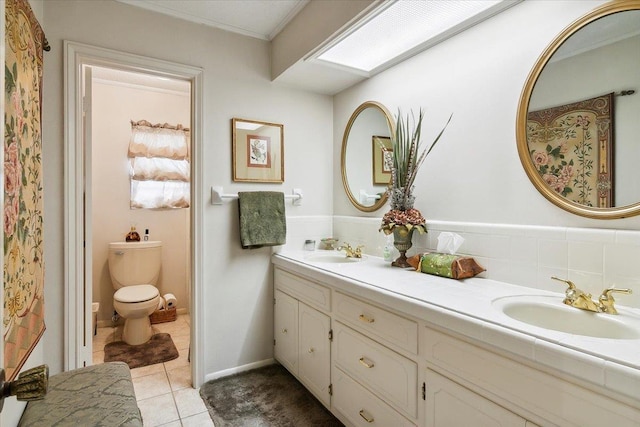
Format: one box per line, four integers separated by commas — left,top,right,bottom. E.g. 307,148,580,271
391,225,415,268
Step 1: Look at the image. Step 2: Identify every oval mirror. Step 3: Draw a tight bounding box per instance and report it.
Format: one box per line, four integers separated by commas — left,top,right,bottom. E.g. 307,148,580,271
516,0,640,219
341,101,395,212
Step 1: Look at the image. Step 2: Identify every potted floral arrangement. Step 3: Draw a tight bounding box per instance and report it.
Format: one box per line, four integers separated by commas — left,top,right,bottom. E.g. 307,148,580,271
380,109,451,267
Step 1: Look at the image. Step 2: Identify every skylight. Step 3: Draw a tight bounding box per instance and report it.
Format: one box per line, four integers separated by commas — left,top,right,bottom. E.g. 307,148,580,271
313,0,520,74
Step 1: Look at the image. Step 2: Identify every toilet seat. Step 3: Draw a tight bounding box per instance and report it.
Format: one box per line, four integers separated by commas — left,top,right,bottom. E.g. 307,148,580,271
114,284,159,303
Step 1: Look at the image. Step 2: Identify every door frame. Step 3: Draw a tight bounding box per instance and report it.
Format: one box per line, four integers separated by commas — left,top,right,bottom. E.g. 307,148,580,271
63,41,204,386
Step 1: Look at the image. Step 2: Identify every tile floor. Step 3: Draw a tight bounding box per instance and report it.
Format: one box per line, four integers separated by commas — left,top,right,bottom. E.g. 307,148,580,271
93,314,214,427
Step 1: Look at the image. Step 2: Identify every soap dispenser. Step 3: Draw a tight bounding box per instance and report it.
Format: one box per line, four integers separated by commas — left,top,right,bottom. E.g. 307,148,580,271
383,234,394,262
125,226,141,242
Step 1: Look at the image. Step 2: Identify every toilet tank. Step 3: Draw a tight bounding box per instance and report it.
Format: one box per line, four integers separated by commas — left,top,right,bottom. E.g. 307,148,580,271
108,241,162,290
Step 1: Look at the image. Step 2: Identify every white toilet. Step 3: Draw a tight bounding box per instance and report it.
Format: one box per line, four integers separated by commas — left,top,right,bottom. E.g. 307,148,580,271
108,240,162,345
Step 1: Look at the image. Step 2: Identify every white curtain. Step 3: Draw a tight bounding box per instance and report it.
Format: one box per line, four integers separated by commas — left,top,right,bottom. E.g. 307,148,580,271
129,120,190,209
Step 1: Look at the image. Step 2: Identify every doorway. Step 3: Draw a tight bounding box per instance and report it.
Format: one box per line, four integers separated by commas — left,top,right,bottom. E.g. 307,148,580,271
64,41,204,387
88,64,191,364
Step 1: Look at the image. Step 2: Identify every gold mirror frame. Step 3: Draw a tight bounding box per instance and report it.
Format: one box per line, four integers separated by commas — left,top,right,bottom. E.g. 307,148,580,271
516,0,640,219
341,101,395,212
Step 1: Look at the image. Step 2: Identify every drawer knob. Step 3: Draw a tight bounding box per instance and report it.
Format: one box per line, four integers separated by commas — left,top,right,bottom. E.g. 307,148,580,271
308,347,314,353
359,314,375,323
281,328,287,334
359,409,374,423
359,357,374,369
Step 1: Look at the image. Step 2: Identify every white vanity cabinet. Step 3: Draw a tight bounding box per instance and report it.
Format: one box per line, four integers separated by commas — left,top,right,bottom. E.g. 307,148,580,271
274,289,299,374
274,270,332,407
272,257,640,427
424,369,527,427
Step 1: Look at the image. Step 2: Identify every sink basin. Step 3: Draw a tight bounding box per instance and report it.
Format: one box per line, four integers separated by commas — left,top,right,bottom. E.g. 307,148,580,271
304,252,364,264
492,295,640,339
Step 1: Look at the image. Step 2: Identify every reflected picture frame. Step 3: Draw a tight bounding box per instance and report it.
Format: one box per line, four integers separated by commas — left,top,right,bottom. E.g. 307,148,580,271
232,118,284,183
372,135,392,185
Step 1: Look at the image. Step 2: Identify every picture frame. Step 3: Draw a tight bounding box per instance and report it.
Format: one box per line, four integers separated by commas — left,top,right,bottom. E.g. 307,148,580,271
232,118,284,183
372,135,392,185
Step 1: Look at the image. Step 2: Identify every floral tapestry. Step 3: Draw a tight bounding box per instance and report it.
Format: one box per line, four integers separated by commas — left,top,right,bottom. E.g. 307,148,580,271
4,0,47,380
527,93,614,207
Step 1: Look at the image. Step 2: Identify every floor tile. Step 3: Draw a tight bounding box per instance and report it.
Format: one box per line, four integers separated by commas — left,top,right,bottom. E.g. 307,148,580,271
164,348,190,371
130,362,166,379
133,371,172,400
137,392,180,427
173,388,207,419
172,334,190,351
180,411,214,427
92,350,104,365
167,365,192,391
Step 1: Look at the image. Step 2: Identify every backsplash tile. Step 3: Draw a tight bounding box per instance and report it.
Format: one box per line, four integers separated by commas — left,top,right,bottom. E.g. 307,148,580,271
332,217,640,309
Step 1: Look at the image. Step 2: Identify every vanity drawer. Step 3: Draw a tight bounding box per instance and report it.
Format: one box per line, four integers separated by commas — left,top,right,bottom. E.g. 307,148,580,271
274,268,331,311
333,367,417,427
334,322,418,418
334,291,418,354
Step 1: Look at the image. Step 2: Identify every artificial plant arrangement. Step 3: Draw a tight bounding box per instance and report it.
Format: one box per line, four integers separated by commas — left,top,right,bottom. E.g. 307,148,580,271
379,109,452,267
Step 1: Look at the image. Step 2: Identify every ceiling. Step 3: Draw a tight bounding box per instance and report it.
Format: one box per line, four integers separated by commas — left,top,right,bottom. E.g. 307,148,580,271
115,0,364,94
115,0,309,41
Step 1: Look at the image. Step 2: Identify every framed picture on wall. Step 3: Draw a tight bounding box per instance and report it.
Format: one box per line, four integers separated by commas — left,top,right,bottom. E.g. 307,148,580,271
372,135,392,185
232,118,284,183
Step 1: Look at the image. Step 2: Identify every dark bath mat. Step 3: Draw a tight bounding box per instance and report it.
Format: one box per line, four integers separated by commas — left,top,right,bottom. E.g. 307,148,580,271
104,332,179,369
199,364,344,427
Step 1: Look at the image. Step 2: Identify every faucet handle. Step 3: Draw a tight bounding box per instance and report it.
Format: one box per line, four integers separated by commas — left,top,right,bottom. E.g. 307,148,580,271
551,276,576,290
551,276,585,306
598,287,632,314
600,287,632,297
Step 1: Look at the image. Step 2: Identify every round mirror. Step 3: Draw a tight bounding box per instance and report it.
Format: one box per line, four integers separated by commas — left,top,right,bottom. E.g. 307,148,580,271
341,101,395,212
516,0,640,219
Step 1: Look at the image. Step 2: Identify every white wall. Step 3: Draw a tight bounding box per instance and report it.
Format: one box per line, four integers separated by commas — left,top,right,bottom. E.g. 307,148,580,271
40,0,333,394
332,2,640,311
333,0,640,230
91,77,191,323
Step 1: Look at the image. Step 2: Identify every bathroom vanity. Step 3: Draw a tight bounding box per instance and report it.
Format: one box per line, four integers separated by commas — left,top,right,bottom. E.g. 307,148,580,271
272,251,640,427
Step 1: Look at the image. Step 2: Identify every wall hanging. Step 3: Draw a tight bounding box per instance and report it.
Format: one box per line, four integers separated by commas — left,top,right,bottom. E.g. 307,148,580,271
4,0,48,381
527,93,614,208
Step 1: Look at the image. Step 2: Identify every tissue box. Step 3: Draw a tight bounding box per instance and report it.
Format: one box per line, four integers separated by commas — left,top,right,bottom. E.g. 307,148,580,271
407,252,485,279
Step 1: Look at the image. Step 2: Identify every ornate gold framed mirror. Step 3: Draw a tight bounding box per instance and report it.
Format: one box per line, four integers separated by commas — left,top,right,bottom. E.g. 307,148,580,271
341,101,395,212
516,0,640,219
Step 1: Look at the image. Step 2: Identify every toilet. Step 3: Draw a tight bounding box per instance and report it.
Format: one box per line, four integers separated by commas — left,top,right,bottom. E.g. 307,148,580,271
108,240,162,345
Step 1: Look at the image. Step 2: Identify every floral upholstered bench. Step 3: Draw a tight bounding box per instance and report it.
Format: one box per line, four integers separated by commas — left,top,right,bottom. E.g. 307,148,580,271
18,362,142,427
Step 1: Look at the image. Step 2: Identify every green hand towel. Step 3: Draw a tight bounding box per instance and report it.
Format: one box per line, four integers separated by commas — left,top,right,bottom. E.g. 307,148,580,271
238,191,286,249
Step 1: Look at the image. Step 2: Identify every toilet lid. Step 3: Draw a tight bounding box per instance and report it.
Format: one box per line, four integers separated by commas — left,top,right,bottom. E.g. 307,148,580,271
114,285,159,303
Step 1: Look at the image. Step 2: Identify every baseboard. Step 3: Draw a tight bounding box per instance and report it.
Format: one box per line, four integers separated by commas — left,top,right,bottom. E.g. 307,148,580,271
204,358,275,382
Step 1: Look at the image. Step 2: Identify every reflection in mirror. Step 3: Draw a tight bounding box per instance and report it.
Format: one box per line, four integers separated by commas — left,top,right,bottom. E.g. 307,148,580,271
341,101,394,212
517,0,640,218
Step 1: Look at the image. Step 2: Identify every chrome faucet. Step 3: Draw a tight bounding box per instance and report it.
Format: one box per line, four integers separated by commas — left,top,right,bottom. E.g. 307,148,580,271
551,277,632,314
337,243,363,258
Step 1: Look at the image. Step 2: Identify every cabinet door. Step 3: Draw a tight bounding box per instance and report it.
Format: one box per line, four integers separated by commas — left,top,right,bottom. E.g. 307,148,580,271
298,302,331,407
274,290,298,375
425,369,526,427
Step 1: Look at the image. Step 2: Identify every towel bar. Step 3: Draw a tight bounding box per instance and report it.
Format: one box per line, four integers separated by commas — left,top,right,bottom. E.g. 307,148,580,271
211,186,303,206
359,189,382,204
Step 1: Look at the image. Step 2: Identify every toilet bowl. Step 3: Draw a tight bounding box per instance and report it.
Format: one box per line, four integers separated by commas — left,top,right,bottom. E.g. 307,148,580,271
108,241,162,345
113,284,160,345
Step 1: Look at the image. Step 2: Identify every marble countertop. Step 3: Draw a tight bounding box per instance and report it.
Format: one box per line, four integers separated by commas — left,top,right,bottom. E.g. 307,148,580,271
272,250,640,402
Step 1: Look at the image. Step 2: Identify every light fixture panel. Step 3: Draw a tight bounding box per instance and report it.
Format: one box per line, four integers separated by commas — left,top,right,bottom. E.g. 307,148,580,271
315,0,516,74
